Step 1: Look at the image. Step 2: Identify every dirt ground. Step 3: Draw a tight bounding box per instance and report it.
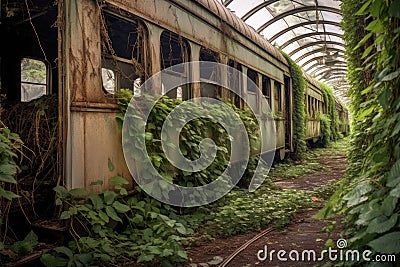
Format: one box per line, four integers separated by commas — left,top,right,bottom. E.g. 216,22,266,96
188,149,347,266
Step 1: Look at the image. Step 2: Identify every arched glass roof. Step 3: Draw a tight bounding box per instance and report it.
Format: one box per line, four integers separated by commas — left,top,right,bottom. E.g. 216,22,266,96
218,0,349,104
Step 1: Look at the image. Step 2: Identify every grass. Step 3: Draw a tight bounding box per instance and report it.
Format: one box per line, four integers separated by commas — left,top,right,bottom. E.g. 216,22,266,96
268,138,349,181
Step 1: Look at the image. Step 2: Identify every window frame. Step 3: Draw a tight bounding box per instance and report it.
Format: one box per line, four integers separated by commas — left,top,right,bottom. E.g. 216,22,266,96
20,57,49,102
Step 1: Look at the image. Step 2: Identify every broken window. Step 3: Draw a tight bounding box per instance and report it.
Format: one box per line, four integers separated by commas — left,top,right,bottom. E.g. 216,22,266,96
102,12,146,94
200,48,219,98
101,68,116,94
160,31,190,99
20,58,47,102
228,59,242,108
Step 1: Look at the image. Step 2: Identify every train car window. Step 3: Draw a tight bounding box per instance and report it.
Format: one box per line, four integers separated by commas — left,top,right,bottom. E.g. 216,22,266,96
200,48,219,98
247,68,258,113
262,75,271,106
160,31,188,72
200,48,218,80
102,12,145,94
20,58,48,102
228,59,242,108
247,68,258,92
310,97,313,116
103,13,144,63
274,81,282,113
160,31,190,99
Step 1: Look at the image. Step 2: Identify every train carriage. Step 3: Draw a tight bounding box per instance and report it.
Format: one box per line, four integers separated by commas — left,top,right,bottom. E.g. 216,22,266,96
0,0,347,196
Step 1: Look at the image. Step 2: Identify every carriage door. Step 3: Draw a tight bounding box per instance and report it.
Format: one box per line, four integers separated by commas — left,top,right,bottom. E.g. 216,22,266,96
284,75,292,151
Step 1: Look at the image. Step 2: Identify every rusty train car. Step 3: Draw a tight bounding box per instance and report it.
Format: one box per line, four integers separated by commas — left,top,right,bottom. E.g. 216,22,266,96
0,0,348,192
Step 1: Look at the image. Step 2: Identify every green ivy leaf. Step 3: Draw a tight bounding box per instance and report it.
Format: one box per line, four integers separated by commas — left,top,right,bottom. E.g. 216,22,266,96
109,176,129,185
112,201,131,213
105,206,122,222
389,183,400,198
41,253,69,267
381,196,398,216
59,211,70,220
108,159,115,172
0,187,19,200
90,194,104,210
103,191,117,205
368,232,400,254
366,214,398,234
69,188,89,197
387,160,400,187
381,70,400,82
355,0,372,15
54,246,74,258
98,210,109,223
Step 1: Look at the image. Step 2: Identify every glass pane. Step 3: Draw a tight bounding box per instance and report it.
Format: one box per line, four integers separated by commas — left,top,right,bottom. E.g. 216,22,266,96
21,58,46,84
21,83,46,102
102,68,116,94
20,58,47,102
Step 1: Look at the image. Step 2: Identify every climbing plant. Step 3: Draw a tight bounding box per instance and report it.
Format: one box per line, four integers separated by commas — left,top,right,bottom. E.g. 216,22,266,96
318,82,342,145
318,0,400,261
281,53,307,159
116,90,270,190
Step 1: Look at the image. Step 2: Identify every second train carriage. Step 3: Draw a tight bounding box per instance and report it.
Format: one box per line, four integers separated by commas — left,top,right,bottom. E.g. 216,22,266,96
0,0,348,191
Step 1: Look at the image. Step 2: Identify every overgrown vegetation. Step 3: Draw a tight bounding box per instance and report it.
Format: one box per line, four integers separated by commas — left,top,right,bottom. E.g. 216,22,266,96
318,82,342,146
317,0,400,262
0,127,22,250
116,89,268,190
41,173,192,266
282,54,307,159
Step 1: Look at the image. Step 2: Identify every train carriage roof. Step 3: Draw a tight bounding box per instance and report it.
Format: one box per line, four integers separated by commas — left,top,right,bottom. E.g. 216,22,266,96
194,0,289,66
216,0,349,105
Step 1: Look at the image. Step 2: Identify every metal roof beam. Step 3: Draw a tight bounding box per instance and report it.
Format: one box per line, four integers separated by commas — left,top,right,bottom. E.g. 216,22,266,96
269,20,341,42
317,71,348,80
312,66,348,76
295,47,346,63
256,6,342,33
301,55,347,69
305,61,347,72
242,0,280,21
280,31,344,49
312,67,347,77
223,0,234,7
288,40,345,56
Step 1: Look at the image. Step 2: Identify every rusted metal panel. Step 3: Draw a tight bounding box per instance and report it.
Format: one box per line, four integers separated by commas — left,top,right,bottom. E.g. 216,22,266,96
70,110,131,191
67,0,114,104
105,0,289,80
64,0,130,190
275,119,285,148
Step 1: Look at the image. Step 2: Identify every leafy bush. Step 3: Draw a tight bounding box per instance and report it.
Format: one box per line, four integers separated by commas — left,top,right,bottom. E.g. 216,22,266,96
41,176,192,266
116,90,269,190
318,83,342,144
0,127,22,250
317,113,331,147
0,127,21,201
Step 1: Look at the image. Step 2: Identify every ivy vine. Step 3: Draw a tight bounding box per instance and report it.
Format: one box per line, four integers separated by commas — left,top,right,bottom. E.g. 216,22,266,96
318,0,400,261
282,53,307,160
